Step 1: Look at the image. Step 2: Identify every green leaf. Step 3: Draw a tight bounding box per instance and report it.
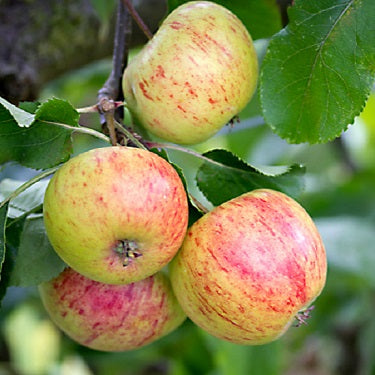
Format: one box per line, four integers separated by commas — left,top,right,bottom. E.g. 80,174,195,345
0,202,9,281
167,0,281,40
8,217,66,287
0,97,79,169
260,0,375,144
0,179,48,219
196,149,305,206
0,217,26,303
34,97,78,126
19,101,41,114
316,216,375,287
0,97,34,127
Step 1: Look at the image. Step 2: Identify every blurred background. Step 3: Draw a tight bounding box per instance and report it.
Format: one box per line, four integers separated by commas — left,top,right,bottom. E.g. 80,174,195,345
1,0,375,374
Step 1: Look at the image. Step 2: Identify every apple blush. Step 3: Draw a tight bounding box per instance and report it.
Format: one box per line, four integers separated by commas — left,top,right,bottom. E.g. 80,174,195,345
170,189,327,345
39,268,186,351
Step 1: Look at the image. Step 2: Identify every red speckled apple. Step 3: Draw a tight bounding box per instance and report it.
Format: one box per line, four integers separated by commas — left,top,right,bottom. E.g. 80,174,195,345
43,146,188,285
39,268,186,351
170,189,327,345
123,1,258,145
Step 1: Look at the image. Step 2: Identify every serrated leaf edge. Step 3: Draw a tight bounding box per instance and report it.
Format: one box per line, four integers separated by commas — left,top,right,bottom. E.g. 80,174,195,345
259,0,374,145
201,148,304,178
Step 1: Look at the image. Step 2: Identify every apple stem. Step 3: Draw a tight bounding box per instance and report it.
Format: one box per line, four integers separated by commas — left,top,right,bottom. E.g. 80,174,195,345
114,120,148,150
104,111,118,146
113,239,142,267
122,0,153,40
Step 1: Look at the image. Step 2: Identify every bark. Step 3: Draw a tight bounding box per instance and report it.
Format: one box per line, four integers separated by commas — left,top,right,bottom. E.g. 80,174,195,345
0,0,166,104
276,0,293,27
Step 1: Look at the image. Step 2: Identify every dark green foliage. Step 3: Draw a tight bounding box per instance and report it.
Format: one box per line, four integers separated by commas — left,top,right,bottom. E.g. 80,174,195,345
260,0,375,144
196,149,305,206
0,98,79,169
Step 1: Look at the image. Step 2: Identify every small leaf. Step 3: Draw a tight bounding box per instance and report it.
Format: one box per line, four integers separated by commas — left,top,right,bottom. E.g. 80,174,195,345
0,202,9,280
34,97,79,126
8,217,66,287
316,216,375,287
260,0,375,144
0,97,34,127
0,179,48,218
196,149,305,206
0,97,79,169
19,101,41,114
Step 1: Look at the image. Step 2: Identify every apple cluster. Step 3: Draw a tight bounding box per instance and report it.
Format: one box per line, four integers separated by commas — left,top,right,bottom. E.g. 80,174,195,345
39,1,327,353
40,146,189,351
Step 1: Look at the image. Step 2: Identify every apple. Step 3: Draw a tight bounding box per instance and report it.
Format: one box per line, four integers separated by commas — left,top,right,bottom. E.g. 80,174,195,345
43,146,188,285
39,268,186,351
170,189,327,345
122,1,258,145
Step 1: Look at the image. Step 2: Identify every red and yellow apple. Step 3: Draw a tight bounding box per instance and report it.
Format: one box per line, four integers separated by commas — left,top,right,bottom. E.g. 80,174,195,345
43,146,188,285
170,189,327,345
39,268,186,351
123,1,258,145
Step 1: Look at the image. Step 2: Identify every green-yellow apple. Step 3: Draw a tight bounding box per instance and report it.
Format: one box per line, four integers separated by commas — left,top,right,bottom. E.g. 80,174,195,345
122,1,258,145
39,268,186,351
170,189,327,345
43,146,188,285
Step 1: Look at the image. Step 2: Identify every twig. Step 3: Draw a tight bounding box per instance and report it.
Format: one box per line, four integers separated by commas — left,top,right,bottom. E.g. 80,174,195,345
98,0,132,102
76,104,99,114
276,0,293,27
98,0,132,145
76,102,124,114
122,0,153,40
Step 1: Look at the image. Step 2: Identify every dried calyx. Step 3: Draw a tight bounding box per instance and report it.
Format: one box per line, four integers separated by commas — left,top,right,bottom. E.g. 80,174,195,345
114,239,142,267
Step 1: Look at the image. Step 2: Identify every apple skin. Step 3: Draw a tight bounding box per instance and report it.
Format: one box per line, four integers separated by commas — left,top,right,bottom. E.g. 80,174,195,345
122,1,258,145
43,146,188,285
170,189,327,345
39,268,186,351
